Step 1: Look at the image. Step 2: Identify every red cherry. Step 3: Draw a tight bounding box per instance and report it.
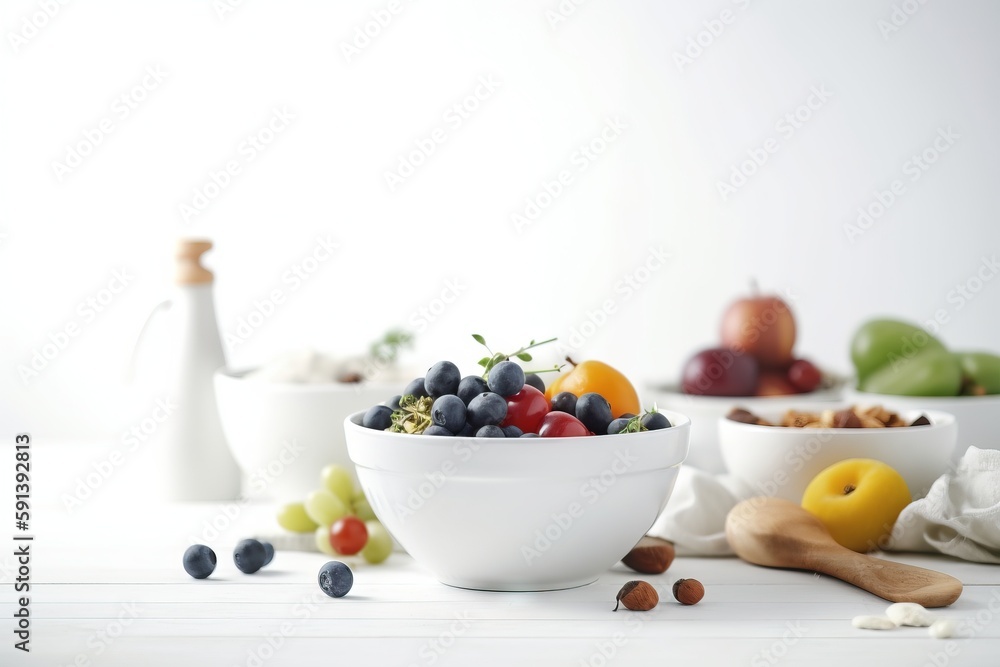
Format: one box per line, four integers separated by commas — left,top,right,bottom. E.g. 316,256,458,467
330,516,368,555
501,385,550,434
538,411,591,437
787,359,822,393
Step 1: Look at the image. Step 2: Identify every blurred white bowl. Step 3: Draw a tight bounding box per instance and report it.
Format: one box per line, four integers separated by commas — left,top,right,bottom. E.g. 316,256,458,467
643,384,843,473
214,368,398,502
848,389,1000,460
719,407,957,502
345,410,690,591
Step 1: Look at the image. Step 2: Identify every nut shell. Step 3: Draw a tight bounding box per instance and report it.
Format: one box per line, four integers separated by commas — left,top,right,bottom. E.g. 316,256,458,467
614,580,659,611
622,536,676,575
672,578,704,605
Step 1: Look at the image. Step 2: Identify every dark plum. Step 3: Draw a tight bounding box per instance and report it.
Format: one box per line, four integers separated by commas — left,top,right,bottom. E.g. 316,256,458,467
681,348,759,396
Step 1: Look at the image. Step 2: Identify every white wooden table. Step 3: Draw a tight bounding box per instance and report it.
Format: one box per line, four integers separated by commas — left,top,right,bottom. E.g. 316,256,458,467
5,444,999,667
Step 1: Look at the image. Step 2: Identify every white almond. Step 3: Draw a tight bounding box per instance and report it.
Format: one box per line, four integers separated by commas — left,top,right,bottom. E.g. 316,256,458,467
929,619,956,639
886,602,936,627
852,615,897,630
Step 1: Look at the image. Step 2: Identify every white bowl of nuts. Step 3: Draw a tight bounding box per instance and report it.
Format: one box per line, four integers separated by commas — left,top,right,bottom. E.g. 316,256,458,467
644,384,844,473
718,405,957,503
344,409,691,591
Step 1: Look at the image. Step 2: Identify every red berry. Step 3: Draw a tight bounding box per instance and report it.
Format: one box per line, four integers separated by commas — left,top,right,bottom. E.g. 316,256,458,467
501,385,550,434
330,516,368,555
538,411,591,437
787,359,822,393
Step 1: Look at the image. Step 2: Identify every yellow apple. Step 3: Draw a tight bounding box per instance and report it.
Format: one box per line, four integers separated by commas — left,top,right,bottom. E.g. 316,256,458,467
801,458,911,553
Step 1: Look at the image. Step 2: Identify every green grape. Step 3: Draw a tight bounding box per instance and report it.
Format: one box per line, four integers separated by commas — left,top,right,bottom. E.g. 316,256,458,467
314,525,336,556
361,521,393,564
276,502,320,533
351,496,377,523
304,489,347,527
321,465,355,505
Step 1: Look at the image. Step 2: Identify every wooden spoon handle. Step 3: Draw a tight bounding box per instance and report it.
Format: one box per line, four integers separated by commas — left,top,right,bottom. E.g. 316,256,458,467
806,551,963,608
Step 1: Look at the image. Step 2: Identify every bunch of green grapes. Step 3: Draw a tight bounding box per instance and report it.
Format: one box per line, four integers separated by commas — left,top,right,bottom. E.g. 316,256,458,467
276,465,392,564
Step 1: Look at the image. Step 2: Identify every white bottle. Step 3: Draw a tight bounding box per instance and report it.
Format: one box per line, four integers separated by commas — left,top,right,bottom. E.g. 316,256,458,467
157,240,241,501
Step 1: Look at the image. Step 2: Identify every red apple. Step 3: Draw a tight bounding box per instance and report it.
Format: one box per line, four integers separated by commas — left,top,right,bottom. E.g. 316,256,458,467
754,371,798,396
720,293,796,368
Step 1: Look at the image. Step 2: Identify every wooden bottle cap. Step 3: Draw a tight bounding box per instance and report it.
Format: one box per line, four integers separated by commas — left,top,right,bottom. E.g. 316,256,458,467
176,239,214,285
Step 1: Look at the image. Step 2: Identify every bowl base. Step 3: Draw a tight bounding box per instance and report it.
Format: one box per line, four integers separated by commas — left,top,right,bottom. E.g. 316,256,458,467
436,575,599,592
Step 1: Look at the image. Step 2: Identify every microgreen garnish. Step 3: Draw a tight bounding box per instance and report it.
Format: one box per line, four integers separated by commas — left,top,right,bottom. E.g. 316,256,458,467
472,334,563,379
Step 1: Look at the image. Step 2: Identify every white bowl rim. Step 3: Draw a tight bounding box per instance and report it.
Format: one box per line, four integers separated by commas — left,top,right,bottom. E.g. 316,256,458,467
344,410,691,438
345,408,691,444
850,388,1000,403
346,409,691,478
645,382,843,403
718,407,955,435
214,366,403,391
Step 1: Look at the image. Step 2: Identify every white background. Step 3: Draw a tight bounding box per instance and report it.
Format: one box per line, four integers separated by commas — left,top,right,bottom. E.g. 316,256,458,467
2,0,998,440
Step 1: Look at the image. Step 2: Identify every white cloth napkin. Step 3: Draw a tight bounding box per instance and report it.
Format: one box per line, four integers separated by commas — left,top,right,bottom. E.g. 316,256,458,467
650,446,1000,563
648,466,744,556
885,447,1000,564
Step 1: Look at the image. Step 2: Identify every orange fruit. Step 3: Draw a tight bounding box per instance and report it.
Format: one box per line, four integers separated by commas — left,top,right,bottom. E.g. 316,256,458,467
545,360,640,418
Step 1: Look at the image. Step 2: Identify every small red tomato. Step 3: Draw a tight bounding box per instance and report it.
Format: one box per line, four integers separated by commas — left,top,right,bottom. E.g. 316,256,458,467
538,411,591,437
501,385,550,434
787,359,822,393
330,516,368,555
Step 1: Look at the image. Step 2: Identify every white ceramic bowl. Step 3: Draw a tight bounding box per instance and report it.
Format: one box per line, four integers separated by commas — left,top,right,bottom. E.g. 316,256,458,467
643,384,843,473
848,389,1000,460
719,407,957,502
344,410,691,591
214,368,399,502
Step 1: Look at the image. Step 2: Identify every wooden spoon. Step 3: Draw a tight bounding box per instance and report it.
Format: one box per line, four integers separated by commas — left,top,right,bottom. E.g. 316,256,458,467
725,497,962,607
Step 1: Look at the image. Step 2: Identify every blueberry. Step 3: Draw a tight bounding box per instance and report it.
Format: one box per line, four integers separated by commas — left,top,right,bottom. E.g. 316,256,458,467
476,425,506,438
182,544,216,579
457,375,489,405
502,424,523,438
520,432,539,438
425,361,461,397
619,413,636,420
431,394,467,434
576,393,612,435
261,541,274,566
487,361,525,397
403,377,429,399
607,417,631,435
363,404,394,430
641,412,671,430
467,392,508,428
551,392,578,415
524,373,546,394
385,395,402,410
457,423,476,437
233,538,267,574
318,560,353,598
423,425,453,436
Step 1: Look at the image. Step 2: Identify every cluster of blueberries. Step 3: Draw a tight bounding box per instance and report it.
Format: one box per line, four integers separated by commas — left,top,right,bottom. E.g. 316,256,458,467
184,540,354,598
182,538,274,579
361,360,671,437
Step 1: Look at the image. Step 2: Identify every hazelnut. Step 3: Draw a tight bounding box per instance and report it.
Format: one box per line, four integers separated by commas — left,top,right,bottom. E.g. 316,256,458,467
622,536,675,575
614,580,658,611
671,578,704,605
726,408,759,425
832,409,862,428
